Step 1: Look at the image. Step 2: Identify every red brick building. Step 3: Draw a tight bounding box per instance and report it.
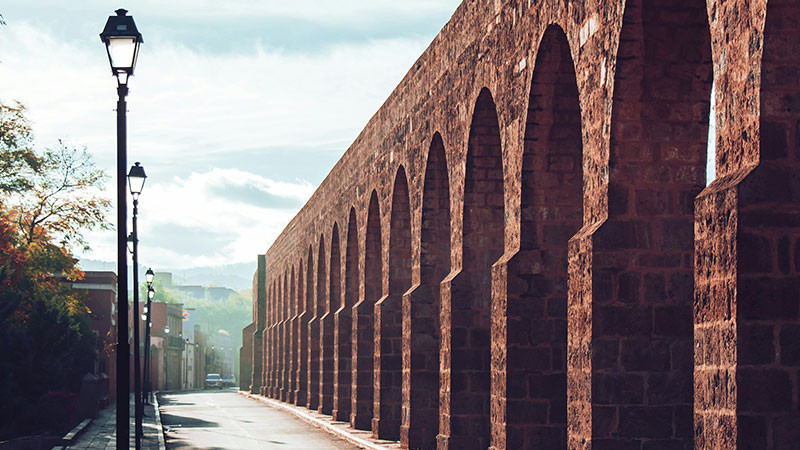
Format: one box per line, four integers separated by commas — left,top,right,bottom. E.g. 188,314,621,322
72,271,118,403
245,0,800,448
147,301,184,391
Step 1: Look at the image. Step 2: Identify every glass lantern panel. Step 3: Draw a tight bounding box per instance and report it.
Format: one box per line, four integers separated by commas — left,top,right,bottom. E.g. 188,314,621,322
128,173,146,195
107,37,136,71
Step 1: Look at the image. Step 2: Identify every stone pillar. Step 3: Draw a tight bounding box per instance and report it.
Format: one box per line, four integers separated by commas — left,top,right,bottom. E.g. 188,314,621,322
251,255,266,394
695,1,800,448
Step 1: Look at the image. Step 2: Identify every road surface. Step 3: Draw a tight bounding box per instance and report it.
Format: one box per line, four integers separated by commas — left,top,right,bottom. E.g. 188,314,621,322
158,389,362,449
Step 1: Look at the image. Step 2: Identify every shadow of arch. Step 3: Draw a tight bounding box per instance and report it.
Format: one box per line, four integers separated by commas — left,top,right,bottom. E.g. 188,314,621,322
445,87,505,450
583,0,712,447
500,24,584,449
351,191,382,430
319,224,339,415
374,166,411,440
333,209,358,421
295,257,308,406
401,132,451,449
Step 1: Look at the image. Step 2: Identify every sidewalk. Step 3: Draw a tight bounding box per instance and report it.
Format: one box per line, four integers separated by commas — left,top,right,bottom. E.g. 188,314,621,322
240,392,402,450
61,395,166,450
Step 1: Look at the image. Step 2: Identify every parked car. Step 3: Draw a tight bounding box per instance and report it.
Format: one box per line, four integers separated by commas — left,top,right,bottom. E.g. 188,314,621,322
221,376,235,388
205,373,222,389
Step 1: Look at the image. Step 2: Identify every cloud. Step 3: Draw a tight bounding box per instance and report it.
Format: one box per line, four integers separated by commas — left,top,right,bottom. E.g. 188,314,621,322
0,1,461,269
78,168,313,268
147,223,235,257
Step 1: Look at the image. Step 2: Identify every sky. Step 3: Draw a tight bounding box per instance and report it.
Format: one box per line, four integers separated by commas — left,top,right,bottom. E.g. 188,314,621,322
0,1,461,273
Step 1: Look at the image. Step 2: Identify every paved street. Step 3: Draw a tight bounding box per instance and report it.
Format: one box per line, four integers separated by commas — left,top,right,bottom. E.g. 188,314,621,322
158,389,362,449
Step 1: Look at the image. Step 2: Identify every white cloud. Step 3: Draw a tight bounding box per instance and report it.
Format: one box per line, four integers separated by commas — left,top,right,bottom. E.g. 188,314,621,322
0,2,460,269
81,169,313,268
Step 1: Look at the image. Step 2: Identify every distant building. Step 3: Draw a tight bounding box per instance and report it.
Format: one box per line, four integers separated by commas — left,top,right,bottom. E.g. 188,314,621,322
155,271,237,302
148,301,183,391
182,308,197,390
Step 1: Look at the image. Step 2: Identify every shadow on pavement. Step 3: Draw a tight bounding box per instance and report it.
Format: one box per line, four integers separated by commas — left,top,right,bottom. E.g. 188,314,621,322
160,413,219,428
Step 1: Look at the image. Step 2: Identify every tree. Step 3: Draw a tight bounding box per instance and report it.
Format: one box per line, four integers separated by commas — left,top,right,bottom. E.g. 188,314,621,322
7,141,110,250
136,277,182,304
0,213,97,440
0,102,40,195
0,96,106,438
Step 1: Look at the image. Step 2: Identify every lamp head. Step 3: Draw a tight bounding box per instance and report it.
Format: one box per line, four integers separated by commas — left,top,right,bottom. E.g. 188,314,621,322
127,162,147,199
100,9,143,85
145,267,154,284
126,232,135,254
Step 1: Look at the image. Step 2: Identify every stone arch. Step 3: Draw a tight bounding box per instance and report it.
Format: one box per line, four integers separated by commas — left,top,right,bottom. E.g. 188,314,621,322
269,276,277,397
265,279,275,394
447,87,505,450
374,166,411,440
287,264,297,403
320,224,340,414
693,1,800,447
497,24,584,449
305,245,318,409
334,209,357,421
401,133,450,449
352,191,382,430
275,269,289,400
295,258,308,406
303,246,315,407
311,234,326,410
582,0,713,446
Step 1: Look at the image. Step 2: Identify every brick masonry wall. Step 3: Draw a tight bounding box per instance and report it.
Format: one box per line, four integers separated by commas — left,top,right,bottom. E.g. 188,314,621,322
248,0,799,449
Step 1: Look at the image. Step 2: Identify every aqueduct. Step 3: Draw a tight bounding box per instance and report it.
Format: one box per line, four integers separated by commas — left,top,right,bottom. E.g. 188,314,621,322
240,0,800,448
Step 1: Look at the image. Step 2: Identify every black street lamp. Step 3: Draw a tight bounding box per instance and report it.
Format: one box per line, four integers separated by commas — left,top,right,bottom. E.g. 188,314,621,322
143,271,154,405
100,9,142,450
127,162,147,446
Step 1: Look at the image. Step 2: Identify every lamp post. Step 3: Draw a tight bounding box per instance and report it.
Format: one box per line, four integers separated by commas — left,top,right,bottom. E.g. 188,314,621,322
142,273,154,405
101,9,142,449
128,162,146,446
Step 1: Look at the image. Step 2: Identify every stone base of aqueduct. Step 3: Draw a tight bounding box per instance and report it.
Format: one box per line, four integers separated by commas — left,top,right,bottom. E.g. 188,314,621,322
239,0,800,448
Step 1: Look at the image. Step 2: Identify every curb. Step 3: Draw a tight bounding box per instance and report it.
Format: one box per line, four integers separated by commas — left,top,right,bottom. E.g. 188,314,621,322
153,393,167,450
239,391,401,450
55,417,92,448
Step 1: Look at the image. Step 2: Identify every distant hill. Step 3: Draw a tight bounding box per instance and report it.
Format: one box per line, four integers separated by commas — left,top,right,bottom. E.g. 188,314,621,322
77,259,256,291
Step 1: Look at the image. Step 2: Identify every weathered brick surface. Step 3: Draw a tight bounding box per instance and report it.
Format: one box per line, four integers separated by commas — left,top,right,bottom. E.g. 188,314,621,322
246,0,800,449
241,322,254,392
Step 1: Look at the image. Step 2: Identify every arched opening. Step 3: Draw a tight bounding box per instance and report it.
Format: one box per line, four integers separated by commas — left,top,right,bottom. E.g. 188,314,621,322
375,167,411,440
334,208,358,420
265,280,275,394
303,246,315,406
506,25,584,449
287,265,296,403
457,88,504,449
310,235,326,410
319,225,339,415
270,277,279,397
693,1,800,447
593,0,712,446
274,277,281,398
403,133,450,449
280,270,289,400
296,258,307,406
352,191,381,430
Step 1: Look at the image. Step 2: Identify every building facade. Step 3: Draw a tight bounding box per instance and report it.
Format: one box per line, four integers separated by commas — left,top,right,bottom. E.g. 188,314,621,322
72,271,118,404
